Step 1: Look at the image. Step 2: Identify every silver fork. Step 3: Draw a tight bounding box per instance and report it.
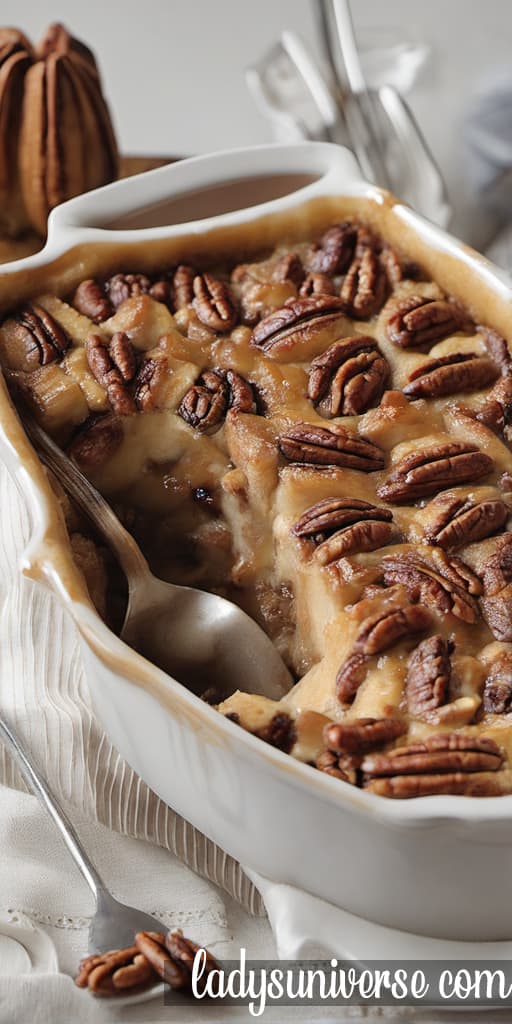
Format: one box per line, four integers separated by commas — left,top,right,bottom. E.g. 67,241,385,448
0,712,163,955
22,412,291,703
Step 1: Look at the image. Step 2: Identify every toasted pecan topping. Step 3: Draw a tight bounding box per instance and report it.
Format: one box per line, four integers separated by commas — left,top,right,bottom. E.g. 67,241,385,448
315,749,358,783
69,415,123,470
85,332,136,415
480,325,511,371
178,367,256,433
306,222,357,275
256,711,296,752
406,635,451,718
134,356,169,412
477,534,512,641
425,493,510,550
477,374,512,434
193,273,238,332
362,733,503,779
403,352,499,399
323,717,406,755
14,304,71,367
106,273,170,309
250,295,347,355
272,252,305,288
340,245,387,319
292,497,394,563
71,279,113,323
364,772,507,798
279,422,385,472
377,443,493,503
336,602,432,703
75,945,157,996
385,294,470,349
483,653,512,714
381,551,481,623
172,264,195,309
308,335,389,417
299,272,337,297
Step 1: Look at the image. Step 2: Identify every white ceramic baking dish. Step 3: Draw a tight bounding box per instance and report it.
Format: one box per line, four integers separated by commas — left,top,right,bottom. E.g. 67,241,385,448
2,142,512,949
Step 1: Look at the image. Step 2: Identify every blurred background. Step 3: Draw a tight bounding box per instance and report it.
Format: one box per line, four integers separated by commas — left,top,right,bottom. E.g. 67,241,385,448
3,0,512,248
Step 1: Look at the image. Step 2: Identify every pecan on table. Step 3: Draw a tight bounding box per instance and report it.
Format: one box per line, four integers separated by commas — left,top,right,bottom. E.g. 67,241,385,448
299,272,337,298
336,601,432,703
178,368,256,433
477,374,512,434
135,930,220,995
323,717,407,755
381,551,481,623
315,749,359,783
403,352,499,400
483,652,512,713
376,443,493,503
292,497,395,563
406,634,451,718
72,279,113,323
272,252,305,288
384,294,471,349
279,422,385,472
250,295,347,355
306,222,357,275
193,273,238,332
75,945,157,997
13,304,71,367
85,332,137,415
340,244,387,319
69,415,123,470
424,492,510,551
362,733,504,795
308,335,389,416
172,265,195,309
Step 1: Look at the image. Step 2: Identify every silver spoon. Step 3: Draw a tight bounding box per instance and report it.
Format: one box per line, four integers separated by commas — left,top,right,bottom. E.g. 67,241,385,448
0,712,164,956
22,413,292,703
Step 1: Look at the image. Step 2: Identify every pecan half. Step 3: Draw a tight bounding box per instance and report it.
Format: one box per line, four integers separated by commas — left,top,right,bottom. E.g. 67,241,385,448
480,325,511,371
69,415,123,470
172,265,195,309
299,272,337,297
477,374,512,434
279,422,385,472
307,335,389,416
292,497,394,563
71,279,113,323
250,295,347,355
483,653,512,713
377,443,493,503
362,733,503,778
75,945,157,996
272,252,304,287
315,749,358,783
365,772,506,798
306,222,357,275
193,273,237,332
134,356,168,412
13,304,71,367
385,294,470,349
381,552,480,623
425,493,510,551
85,332,137,415
340,246,387,319
106,273,169,309
323,717,406,754
135,930,220,994
406,634,451,718
479,534,512,640
336,602,432,703
403,352,499,399
178,368,256,432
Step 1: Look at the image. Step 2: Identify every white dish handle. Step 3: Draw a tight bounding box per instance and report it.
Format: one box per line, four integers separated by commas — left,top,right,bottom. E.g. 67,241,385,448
247,869,512,961
46,142,366,245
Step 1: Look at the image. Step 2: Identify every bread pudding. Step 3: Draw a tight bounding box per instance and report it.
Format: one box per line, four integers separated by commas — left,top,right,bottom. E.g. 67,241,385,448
3,215,512,799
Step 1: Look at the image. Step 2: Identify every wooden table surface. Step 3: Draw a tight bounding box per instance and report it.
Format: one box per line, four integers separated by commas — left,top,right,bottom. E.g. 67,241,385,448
0,155,174,265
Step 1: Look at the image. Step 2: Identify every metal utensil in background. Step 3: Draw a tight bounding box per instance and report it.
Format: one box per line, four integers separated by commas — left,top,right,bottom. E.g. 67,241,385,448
247,1,451,227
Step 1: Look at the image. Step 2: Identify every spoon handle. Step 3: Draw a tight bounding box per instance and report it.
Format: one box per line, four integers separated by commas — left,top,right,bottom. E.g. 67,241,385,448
0,712,107,898
21,413,149,584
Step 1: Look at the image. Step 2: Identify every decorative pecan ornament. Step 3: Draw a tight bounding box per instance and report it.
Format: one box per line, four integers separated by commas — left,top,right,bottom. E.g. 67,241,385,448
19,23,118,236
